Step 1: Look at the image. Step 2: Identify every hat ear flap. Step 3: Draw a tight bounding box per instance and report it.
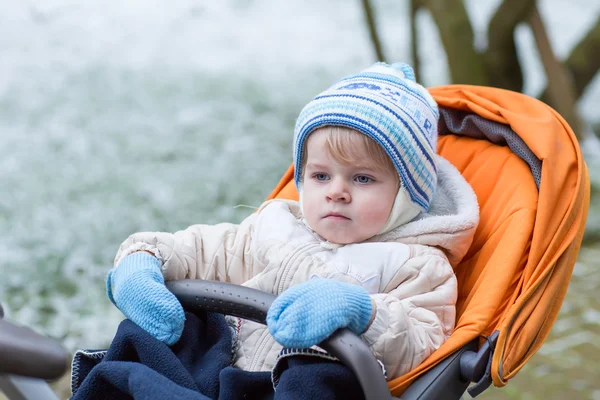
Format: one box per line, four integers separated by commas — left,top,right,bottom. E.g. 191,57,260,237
390,63,416,82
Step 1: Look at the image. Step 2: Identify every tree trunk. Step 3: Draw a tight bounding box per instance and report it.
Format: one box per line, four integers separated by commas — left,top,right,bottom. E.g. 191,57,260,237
539,17,600,104
361,0,386,62
529,7,583,138
564,17,600,99
422,0,489,85
410,0,421,81
485,0,536,91
407,0,597,124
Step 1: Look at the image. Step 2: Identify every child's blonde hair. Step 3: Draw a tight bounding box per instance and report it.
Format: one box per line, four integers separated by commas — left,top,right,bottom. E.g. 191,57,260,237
301,126,397,177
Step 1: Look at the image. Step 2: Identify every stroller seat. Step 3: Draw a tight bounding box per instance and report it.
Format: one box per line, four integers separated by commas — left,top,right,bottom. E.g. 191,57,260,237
265,85,589,397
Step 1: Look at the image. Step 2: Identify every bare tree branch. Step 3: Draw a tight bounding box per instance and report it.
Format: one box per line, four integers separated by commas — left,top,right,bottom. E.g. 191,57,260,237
485,0,536,91
410,0,421,80
361,0,386,62
530,7,583,137
539,16,599,103
422,0,488,85
566,16,600,99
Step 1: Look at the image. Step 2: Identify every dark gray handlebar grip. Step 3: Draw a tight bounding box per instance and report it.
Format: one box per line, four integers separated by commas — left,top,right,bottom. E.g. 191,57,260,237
0,318,69,380
166,280,393,400
166,280,273,323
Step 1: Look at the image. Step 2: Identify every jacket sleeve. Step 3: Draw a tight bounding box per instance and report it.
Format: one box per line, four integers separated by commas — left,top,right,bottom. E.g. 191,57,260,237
113,212,260,285
360,248,458,379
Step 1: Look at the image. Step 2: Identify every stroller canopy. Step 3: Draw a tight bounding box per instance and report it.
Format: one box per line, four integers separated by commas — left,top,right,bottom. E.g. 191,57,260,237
265,85,589,395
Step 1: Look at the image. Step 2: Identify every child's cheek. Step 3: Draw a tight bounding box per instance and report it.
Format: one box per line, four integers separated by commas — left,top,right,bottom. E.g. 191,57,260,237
359,201,391,226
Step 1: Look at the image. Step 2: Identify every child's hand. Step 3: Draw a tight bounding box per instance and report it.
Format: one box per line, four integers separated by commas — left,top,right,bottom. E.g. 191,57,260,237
106,252,185,346
267,279,373,348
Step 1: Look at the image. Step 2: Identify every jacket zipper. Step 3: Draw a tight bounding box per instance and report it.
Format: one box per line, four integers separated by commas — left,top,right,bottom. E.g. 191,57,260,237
247,242,316,370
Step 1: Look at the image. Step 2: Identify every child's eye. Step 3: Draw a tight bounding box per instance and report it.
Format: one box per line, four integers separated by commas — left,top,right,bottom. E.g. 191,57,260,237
313,173,329,181
355,175,373,184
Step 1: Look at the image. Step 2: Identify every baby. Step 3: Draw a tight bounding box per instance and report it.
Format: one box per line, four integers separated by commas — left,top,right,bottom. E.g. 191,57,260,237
107,62,479,381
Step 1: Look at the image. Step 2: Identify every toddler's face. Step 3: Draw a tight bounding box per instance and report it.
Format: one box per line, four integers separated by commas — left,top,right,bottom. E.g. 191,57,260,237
302,130,398,244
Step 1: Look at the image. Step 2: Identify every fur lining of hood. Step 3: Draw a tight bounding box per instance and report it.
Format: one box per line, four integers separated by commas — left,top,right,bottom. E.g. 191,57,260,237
369,155,479,266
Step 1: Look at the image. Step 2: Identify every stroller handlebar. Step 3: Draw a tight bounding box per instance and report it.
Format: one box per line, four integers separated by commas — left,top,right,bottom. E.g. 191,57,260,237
0,310,69,381
166,280,394,400
0,282,394,398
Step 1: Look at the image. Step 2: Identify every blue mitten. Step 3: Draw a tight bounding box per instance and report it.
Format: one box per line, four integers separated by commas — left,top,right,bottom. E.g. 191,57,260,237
267,279,373,348
106,252,185,346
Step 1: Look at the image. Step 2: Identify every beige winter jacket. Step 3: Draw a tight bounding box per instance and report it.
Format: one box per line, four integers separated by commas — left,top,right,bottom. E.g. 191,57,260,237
113,155,479,380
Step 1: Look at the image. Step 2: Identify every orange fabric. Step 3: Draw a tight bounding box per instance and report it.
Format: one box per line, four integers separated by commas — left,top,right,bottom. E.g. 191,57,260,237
430,85,589,387
265,85,589,394
266,164,298,202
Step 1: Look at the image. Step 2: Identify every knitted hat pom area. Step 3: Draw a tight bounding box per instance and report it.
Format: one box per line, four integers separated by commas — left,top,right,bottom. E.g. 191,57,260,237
292,62,440,235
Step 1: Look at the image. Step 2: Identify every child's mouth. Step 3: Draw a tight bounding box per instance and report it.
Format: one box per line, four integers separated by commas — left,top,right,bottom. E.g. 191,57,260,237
324,213,350,220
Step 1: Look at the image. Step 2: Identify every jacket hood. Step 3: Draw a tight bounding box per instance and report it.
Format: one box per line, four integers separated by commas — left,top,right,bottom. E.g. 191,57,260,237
369,155,479,266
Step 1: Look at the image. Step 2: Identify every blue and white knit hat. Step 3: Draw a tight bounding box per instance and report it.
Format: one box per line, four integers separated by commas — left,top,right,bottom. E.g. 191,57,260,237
293,62,439,225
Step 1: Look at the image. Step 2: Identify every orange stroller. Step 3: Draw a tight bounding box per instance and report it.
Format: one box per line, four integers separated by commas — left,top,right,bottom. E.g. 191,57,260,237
0,85,589,399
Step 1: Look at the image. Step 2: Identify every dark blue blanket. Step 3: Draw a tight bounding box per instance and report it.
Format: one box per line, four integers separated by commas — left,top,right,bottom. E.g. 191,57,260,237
70,311,365,399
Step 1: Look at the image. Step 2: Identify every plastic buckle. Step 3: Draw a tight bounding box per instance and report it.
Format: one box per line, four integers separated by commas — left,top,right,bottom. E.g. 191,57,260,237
460,331,499,398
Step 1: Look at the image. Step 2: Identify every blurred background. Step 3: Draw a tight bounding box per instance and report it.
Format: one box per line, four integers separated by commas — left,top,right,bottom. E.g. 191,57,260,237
0,0,598,398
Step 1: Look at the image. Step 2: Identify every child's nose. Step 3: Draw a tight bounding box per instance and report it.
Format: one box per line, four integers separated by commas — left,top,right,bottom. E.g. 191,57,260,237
327,179,351,202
